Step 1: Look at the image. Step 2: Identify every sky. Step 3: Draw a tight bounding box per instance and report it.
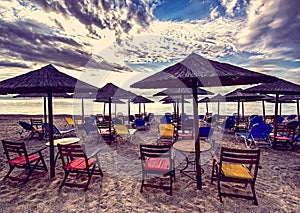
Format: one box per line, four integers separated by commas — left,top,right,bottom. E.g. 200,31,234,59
1,0,300,95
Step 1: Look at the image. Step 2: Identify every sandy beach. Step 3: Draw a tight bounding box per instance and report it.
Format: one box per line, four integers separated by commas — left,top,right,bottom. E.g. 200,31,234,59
0,114,299,213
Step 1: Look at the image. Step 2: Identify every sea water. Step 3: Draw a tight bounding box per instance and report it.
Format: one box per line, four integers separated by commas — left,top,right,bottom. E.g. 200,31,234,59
0,97,297,117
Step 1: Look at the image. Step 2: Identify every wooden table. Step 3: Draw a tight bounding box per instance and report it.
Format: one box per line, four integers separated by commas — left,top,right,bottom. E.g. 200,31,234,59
46,137,80,166
173,139,212,180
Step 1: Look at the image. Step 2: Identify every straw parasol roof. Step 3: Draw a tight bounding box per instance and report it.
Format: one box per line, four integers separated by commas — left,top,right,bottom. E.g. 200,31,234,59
132,95,154,115
96,82,136,99
153,87,213,96
131,53,278,88
132,95,154,103
0,64,97,94
0,64,99,178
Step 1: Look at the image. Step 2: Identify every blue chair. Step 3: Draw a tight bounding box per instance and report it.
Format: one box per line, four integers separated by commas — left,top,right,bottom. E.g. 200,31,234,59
276,115,284,124
199,127,214,144
235,123,273,148
43,123,75,138
222,117,235,133
135,118,147,131
248,116,264,130
286,114,297,121
160,115,172,124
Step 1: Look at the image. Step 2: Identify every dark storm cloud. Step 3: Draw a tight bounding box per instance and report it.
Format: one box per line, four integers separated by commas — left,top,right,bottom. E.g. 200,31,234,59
0,61,30,68
241,0,300,59
0,19,132,71
31,0,150,37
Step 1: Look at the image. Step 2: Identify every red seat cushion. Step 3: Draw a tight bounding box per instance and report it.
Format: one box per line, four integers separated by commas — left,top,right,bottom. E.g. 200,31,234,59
270,135,293,141
144,158,170,172
178,133,193,138
9,154,40,165
64,158,94,170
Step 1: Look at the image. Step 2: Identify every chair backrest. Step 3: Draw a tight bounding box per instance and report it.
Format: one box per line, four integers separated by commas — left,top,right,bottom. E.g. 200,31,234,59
140,144,171,160
114,125,129,135
57,143,88,168
158,124,174,137
249,116,264,129
30,119,43,129
42,123,60,135
286,114,297,121
224,117,235,129
135,118,146,127
160,115,172,124
112,117,123,124
199,126,214,138
219,147,260,179
2,140,29,163
276,115,284,124
249,124,273,139
19,121,34,131
65,117,75,126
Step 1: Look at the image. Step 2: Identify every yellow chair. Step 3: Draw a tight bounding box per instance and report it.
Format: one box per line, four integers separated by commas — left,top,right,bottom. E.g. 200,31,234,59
211,147,261,205
157,124,175,145
114,125,136,144
64,117,75,127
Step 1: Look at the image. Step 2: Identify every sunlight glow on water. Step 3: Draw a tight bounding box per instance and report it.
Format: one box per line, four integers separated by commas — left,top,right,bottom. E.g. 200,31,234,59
0,98,297,116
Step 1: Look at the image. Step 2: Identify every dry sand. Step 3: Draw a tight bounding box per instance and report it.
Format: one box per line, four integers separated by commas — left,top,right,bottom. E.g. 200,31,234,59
0,114,299,213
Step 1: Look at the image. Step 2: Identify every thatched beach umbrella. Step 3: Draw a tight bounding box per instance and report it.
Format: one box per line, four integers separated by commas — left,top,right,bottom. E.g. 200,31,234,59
280,94,300,121
224,88,266,123
0,64,99,178
131,53,278,189
244,79,300,144
132,95,154,115
154,87,213,131
96,83,136,141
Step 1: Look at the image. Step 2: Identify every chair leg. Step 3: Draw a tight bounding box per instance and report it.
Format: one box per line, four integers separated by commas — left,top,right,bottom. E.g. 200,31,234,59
251,183,258,205
60,170,69,189
217,179,223,203
85,165,96,191
211,159,216,184
39,155,48,172
140,173,145,193
3,165,14,181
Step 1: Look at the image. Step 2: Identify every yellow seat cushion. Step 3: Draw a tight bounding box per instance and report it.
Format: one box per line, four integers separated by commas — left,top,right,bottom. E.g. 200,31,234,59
221,164,253,180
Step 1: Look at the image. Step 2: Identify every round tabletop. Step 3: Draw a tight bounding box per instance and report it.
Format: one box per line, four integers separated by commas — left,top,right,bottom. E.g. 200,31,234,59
172,139,212,153
45,137,80,146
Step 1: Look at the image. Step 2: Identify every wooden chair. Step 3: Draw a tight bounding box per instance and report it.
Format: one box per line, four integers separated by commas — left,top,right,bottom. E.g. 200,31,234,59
211,147,261,205
1,140,48,183
57,143,102,191
139,144,175,195
271,121,299,150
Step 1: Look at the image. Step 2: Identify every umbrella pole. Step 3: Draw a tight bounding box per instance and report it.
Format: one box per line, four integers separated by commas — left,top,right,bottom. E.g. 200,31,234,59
242,101,245,120
273,94,279,146
217,101,220,115
139,103,141,115
237,100,240,126
262,100,266,121
43,97,47,123
279,103,282,116
206,102,208,115
144,103,146,115
115,103,117,118
82,98,84,121
192,78,201,190
128,99,131,125
181,95,185,132
109,97,112,142
297,100,299,122
47,90,55,178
